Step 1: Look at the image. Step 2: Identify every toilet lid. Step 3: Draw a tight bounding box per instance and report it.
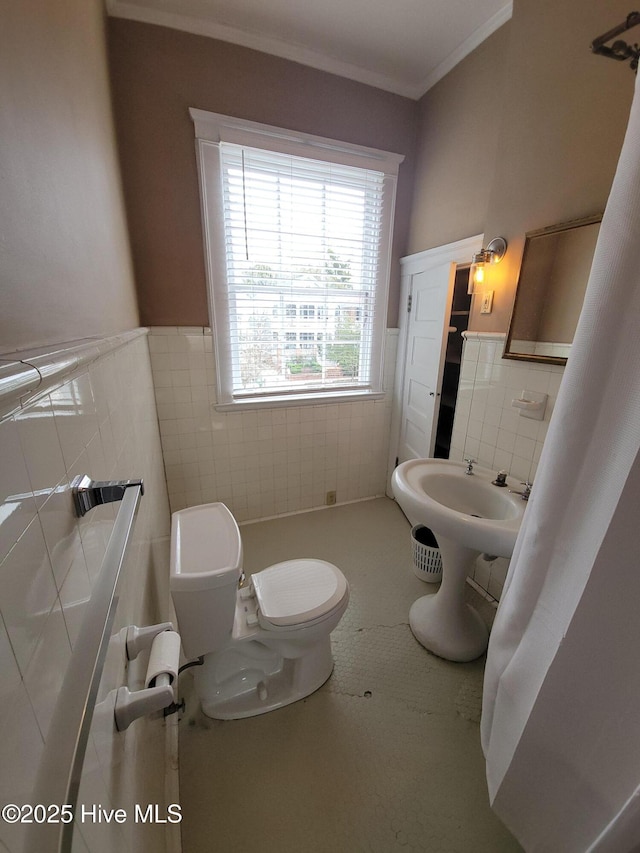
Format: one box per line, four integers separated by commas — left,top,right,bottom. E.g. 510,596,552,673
252,559,347,627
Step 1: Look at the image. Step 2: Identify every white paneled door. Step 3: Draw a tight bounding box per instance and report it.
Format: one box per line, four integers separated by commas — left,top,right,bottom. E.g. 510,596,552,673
390,235,483,471
397,262,453,461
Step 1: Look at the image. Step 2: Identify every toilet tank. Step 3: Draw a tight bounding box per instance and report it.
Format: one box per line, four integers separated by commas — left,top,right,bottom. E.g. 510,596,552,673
170,502,243,659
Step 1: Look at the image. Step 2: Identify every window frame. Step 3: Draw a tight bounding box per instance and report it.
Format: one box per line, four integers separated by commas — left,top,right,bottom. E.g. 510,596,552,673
190,109,404,410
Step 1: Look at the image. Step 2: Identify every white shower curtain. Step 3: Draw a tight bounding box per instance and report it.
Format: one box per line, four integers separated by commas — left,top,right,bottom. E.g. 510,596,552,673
481,70,640,852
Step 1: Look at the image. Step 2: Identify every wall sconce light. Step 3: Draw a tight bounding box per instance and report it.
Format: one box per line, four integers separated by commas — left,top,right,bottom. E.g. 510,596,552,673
468,237,507,294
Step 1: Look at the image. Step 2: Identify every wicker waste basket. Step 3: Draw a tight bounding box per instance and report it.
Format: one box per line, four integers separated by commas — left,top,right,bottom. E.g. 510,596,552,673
410,524,442,583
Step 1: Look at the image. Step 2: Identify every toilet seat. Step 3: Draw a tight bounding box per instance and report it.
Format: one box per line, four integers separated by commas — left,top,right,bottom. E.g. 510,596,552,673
252,559,348,627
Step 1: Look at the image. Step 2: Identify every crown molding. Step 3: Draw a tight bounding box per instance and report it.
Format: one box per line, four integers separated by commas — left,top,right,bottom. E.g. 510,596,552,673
106,1,418,98
106,1,513,101
417,2,512,97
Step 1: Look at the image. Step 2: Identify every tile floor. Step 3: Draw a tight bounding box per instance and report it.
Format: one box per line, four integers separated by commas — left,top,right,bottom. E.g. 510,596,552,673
177,498,521,852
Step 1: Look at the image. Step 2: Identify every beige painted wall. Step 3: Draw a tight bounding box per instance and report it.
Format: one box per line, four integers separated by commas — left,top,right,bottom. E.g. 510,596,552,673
407,24,510,256
407,0,635,335
475,0,635,332
107,20,417,330
101,0,636,341
0,0,139,355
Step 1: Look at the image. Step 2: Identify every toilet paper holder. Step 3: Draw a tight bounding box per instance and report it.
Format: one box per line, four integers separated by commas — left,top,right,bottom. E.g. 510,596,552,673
115,624,182,731
124,621,174,661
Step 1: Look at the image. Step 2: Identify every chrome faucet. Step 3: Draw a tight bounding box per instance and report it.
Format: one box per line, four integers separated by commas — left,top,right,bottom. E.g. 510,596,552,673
464,458,476,475
509,480,532,501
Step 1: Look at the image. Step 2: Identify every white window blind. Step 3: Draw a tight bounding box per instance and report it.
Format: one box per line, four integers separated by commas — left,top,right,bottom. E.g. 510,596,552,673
191,110,403,407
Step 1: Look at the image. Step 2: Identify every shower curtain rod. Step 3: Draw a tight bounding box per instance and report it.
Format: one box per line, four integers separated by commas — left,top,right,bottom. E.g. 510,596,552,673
591,11,640,72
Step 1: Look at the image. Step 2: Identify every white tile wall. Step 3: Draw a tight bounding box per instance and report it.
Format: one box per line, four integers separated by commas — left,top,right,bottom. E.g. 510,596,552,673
0,331,172,853
451,332,566,601
149,327,399,521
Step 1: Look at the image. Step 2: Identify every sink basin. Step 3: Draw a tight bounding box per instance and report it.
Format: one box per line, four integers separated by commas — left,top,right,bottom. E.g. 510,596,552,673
392,458,525,558
392,459,527,661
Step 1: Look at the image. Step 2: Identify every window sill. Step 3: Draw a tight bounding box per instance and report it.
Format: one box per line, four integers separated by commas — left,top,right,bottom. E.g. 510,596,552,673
214,389,385,412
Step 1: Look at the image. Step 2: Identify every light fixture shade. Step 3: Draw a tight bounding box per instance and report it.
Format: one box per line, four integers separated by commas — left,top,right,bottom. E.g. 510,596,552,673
468,258,485,294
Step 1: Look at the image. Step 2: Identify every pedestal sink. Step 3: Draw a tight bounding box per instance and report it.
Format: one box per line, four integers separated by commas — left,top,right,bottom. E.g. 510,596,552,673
392,459,526,661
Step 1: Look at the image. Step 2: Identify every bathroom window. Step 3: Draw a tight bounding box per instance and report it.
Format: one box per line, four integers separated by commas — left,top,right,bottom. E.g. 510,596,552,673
190,109,403,408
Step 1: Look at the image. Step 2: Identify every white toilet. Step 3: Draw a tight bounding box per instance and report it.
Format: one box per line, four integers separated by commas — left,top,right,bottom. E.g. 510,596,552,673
170,502,349,719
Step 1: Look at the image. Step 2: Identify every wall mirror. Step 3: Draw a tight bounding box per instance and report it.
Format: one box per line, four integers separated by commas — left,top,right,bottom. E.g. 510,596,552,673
504,214,602,365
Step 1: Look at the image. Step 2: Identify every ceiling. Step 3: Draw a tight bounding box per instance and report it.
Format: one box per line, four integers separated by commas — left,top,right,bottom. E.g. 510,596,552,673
106,0,512,100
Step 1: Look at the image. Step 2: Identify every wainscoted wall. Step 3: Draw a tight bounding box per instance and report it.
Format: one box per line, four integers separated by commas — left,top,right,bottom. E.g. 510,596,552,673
0,331,172,853
148,327,399,520
450,332,566,600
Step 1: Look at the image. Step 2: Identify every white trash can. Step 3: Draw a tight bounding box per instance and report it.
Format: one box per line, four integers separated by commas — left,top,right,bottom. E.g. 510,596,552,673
410,524,442,583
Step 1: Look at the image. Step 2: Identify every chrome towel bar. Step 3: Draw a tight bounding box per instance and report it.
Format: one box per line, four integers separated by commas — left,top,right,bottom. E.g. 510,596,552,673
25,481,143,853
71,474,144,517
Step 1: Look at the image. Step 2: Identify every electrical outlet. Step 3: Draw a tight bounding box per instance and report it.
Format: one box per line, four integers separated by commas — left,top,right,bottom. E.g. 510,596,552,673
480,290,494,314
325,490,337,506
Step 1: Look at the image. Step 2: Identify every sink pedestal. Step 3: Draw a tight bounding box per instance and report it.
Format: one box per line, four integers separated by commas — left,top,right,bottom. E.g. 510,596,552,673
392,458,524,661
409,535,488,662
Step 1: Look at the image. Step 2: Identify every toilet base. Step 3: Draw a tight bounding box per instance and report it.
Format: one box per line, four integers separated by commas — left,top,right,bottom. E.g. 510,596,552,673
195,637,335,720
